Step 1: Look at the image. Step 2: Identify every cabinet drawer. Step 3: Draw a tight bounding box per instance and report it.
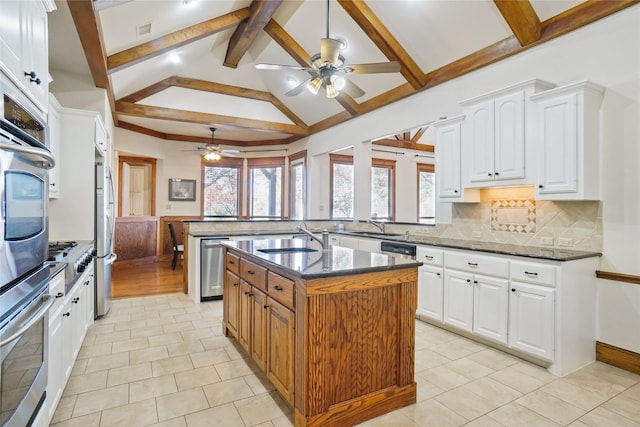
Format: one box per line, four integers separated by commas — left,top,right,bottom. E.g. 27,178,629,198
445,251,508,278
416,246,443,266
511,261,555,287
226,252,240,275
241,259,267,291
268,272,294,310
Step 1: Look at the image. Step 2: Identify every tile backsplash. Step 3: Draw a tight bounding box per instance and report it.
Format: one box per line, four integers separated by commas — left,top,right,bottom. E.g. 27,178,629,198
432,186,602,251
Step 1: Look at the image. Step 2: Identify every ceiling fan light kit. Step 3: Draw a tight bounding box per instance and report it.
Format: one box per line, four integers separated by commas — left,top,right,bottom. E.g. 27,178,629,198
255,0,400,100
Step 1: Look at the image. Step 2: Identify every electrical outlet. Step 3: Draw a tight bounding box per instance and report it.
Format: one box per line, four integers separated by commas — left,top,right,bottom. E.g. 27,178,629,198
540,236,554,246
166,204,172,210
472,231,482,238
558,237,574,247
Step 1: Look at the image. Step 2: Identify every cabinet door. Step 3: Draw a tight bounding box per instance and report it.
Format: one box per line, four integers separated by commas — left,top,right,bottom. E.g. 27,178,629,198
61,298,75,381
48,95,61,198
494,91,525,180
238,281,253,354
436,122,462,199
443,270,473,332
339,235,360,249
417,265,444,322
251,288,268,371
0,0,25,90
509,282,555,361
267,297,295,405
358,238,380,253
466,99,495,183
473,275,509,344
47,306,64,420
22,0,48,112
224,271,240,336
536,93,578,195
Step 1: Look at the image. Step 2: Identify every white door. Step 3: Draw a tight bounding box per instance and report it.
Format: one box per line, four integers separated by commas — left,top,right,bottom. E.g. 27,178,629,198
466,99,495,183
443,270,473,332
417,265,444,322
129,165,148,216
473,274,509,344
508,282,555,361
436,122,462,198
494,91,525,180
537,93,578,194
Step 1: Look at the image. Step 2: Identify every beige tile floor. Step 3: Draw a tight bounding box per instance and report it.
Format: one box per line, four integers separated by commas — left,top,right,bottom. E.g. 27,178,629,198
50,293,640,427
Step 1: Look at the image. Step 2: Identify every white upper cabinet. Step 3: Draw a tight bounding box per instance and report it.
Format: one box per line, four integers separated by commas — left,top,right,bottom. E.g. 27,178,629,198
460,79,555,188
531,81,605,200
434,116,479,203
48,94,62,198
0,0,54,114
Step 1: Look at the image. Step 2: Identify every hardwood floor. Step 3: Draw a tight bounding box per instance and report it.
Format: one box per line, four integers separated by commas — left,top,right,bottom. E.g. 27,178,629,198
112,255,184,299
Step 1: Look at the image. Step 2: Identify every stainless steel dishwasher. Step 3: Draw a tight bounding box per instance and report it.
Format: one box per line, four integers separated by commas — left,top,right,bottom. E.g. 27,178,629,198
201,237,229,301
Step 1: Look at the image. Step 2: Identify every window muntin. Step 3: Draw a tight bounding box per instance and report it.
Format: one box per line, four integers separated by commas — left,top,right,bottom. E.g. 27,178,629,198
203,162,241,217
289,153,306,220
248,157,284,218
418,163,435,223
330,154,354,219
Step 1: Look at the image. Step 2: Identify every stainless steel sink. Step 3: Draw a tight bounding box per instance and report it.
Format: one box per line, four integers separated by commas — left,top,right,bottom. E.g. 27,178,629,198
258,247,318,254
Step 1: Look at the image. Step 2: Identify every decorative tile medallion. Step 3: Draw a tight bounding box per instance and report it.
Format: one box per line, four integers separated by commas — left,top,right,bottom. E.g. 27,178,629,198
490,199,536,233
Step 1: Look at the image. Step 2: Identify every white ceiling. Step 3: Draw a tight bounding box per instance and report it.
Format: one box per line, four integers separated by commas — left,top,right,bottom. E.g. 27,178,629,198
47,0,589,145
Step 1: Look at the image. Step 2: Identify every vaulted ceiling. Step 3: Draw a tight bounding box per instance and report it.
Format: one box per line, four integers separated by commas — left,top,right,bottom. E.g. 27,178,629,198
48,0,637,148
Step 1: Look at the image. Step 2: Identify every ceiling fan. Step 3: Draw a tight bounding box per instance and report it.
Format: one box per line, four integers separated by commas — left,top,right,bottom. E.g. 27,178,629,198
255,0,400,99
185,128,239,160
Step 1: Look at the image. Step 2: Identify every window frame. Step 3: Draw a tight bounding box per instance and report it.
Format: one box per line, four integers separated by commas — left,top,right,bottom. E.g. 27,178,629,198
330,154,355,219
417,162,436,223
288,150,307,220
201,157,244,218
247,156,285,219
371,158,396,221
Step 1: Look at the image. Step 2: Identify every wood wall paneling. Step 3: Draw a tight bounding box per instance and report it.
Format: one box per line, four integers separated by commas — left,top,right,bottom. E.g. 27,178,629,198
114,216,159,261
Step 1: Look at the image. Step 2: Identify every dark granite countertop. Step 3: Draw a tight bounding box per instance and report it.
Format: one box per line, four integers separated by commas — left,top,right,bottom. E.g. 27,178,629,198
222,238,422,279
346,233,601,261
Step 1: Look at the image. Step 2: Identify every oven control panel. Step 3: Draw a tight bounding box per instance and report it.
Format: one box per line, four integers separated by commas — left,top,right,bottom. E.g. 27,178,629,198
74,248,95,275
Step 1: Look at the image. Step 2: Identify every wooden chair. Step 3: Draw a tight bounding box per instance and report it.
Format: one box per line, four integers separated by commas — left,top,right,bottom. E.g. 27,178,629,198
168,223,184,270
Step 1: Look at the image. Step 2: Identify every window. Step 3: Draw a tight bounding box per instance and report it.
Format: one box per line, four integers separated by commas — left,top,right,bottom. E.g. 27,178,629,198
202,158,243,217
330,154,354,219
289,151,306,220
248,157,284,218
371,159,396,220
417,163,435,223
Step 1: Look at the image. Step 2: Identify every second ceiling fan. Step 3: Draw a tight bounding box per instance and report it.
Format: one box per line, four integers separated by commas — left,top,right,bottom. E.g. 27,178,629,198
256,0,400,99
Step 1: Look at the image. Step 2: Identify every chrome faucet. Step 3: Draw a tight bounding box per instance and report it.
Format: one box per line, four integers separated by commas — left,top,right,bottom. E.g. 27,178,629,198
297,223,329,252
368,219,385,234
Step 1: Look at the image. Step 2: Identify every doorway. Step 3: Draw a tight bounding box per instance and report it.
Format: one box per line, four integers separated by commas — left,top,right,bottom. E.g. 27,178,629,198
118,156,156,217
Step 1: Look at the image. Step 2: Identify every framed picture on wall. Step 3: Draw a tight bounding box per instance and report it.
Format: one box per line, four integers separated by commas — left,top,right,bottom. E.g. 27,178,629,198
168,178,196,201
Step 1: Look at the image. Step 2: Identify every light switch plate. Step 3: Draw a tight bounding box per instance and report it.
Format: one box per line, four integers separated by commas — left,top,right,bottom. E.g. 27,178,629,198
558,237,574,247
540,236,553,246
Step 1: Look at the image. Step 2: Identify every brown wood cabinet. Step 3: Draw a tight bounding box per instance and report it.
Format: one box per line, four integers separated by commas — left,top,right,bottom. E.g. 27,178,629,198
223,247,417,427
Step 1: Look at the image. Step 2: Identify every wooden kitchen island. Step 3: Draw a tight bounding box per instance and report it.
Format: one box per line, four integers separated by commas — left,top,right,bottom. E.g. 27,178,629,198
221,238,421,427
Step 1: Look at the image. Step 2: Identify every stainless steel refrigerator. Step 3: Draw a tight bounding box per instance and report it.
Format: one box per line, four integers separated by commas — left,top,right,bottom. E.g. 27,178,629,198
95,160,117,317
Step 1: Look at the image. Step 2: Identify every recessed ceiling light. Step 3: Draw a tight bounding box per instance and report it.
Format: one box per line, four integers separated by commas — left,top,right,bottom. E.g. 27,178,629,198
183,0,196,6
169,53,180,64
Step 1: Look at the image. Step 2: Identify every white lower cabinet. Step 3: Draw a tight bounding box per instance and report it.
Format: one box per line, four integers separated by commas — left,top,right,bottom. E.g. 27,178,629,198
443,269,509,345
417,265,444,322
508,281,555,361
46,263,95,425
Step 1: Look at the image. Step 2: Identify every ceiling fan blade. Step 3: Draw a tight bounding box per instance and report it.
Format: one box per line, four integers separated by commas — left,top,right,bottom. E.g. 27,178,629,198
285,78,312,96
256,63,313,72
341,79,366,99
221,150,238,157
320,38,341,66
343,61,401,74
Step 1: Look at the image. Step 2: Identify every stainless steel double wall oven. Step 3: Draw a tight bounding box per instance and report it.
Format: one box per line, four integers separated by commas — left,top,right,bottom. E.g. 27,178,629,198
0,80,55,426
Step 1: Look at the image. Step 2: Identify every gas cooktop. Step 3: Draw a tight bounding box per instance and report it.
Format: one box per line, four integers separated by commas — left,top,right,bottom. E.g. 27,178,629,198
47,241,79,262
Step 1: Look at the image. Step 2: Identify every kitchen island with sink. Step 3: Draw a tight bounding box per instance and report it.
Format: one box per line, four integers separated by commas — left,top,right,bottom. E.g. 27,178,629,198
221,238,422,427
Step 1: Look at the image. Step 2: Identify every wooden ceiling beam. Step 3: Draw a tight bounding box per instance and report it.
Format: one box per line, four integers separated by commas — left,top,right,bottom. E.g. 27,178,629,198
263,19,360,115
117,120,295,147
373,139,434,152
119,78,174,103
224,0,283,68
115,101,308,136
411,127,427,144
107,8,251,73
66,0,117,123
493,0,542,46
337,0,425,90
